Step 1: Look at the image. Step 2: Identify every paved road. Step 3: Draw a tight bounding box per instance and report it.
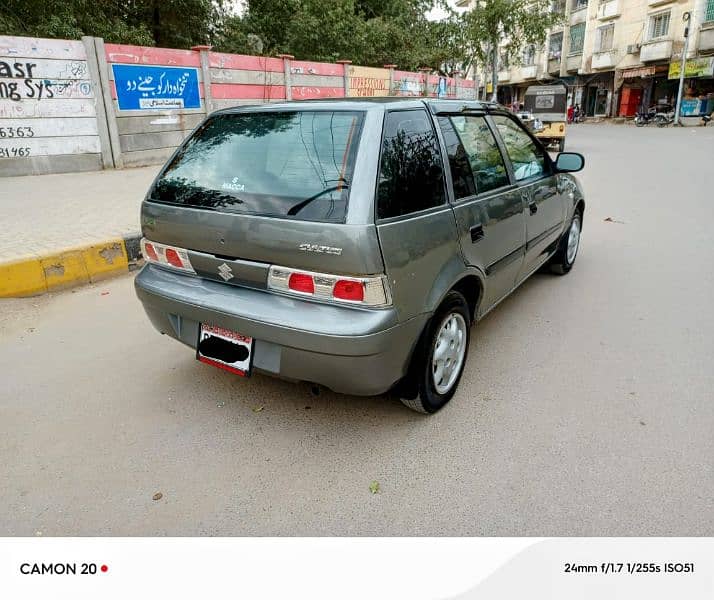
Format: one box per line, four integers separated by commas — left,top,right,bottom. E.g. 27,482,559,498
0,166,157,262
1,124,712,536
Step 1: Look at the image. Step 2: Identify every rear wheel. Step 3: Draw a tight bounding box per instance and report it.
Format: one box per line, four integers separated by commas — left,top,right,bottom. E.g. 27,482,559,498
656,115,667,127
399,291,471,414
558,138,565,152
550,211,581,275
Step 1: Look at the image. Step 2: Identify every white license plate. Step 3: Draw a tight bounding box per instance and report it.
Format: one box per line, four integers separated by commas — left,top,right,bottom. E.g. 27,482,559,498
197,323,254,377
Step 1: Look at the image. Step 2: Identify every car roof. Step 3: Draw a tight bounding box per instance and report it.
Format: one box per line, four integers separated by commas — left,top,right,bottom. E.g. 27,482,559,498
213,97,505,115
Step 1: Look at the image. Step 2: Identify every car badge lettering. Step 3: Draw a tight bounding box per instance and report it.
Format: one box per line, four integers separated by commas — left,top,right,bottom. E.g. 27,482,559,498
298,243,343,256
221,177,245,192
218,262,234,281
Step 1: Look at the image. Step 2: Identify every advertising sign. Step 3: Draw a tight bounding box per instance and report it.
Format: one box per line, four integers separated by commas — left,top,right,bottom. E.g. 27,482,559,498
112,64,201,110
668,57,714,80
347,66,389,97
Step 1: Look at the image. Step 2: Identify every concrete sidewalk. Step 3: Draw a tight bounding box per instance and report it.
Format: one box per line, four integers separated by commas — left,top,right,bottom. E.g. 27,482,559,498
0,166,160,297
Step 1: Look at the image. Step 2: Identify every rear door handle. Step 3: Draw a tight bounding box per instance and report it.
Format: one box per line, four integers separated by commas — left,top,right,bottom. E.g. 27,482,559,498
470,223,484,243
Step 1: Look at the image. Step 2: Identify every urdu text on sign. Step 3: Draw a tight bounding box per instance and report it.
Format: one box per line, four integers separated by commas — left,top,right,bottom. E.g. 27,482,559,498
111,64,201,111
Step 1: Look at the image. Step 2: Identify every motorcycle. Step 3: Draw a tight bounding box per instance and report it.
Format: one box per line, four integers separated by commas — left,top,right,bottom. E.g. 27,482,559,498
654,109,675,127
634,104,674,127
634,106,657,126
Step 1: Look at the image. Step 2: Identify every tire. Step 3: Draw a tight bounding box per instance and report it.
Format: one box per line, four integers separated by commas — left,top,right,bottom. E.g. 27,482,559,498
399,291,471,414
635,117,645,127
656,115,667,128
550,211,582,275
558,138,565,152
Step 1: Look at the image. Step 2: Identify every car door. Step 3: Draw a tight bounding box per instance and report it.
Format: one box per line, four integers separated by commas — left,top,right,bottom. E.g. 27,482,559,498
489,114,566,282
374,108,464,323
435,113,526,312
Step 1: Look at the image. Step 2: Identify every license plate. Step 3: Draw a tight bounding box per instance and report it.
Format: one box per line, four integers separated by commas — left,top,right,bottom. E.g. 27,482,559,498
197,323,254,377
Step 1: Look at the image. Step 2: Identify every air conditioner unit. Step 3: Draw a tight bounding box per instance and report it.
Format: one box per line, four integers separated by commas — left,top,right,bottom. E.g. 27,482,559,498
626,44,640,54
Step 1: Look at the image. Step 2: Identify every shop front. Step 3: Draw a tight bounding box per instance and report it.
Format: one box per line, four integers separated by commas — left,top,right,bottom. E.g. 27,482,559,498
617,65,669,116
580,72,614,117
668,57,714,117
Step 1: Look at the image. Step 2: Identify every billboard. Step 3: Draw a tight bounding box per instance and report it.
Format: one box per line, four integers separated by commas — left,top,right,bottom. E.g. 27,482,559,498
112,64,201,110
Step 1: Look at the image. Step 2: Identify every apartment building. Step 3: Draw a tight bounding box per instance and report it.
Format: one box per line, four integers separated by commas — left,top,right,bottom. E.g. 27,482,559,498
461,0,714,119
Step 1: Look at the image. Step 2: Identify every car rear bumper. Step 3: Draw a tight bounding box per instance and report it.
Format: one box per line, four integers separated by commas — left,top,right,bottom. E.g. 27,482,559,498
134,264,428,396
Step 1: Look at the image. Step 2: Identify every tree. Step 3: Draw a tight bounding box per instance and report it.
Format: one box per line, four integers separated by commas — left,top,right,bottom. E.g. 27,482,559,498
460,0,563,100
216,0,459,71
0,0,224,48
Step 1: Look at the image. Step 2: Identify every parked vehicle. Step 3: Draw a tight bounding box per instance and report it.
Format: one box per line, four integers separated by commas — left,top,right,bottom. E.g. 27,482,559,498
634,106,658,126
703,114,712,126
635,104,674,127
135,98,586,413
524,84,568,151
655,108,675,127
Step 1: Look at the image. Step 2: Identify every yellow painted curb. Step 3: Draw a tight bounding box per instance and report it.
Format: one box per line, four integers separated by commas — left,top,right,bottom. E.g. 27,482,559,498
0,237,136,298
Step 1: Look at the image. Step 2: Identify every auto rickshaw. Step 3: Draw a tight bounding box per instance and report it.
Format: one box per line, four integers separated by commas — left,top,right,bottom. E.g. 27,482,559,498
524,84,567,152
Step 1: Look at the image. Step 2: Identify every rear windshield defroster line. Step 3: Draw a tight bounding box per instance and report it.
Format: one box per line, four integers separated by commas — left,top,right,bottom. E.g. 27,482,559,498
148,110,365,223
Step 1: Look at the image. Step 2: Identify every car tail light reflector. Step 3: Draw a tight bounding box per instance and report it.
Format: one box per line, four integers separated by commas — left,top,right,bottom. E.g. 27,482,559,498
268,266,391,307
140,238,195,274
164,248,184,269
288,272,315,294
143,241,159,262
333,279,364,302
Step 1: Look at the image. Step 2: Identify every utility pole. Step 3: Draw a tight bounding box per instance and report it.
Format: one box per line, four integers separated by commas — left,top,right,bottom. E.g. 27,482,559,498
674,11,691,126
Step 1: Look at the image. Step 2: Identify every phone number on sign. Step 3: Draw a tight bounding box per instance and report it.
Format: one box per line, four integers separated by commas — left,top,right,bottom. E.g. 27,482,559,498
0,147,31,158
564,562,695,575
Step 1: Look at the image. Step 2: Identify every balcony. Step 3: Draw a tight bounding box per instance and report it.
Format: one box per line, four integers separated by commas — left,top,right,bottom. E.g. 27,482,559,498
700,22,714,53
498,70,511,82
520,65,538,79
597,0,620,20
548,57,562,74
647,0,673,6
640,39,673,62
592,50,618,69
570,7,587,25
565,54,582,72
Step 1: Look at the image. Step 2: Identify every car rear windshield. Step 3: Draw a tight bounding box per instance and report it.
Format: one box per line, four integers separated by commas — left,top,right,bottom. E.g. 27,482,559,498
149,110,364,223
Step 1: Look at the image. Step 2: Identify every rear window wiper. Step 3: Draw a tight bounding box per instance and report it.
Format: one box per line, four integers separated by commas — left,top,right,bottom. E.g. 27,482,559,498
286,179,349,216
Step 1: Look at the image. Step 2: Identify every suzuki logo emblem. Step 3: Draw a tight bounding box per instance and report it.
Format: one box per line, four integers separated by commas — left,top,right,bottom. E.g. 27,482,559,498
217,262,234,282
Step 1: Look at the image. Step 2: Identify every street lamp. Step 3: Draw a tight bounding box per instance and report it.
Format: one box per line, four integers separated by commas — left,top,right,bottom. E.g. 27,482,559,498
674,11,692,126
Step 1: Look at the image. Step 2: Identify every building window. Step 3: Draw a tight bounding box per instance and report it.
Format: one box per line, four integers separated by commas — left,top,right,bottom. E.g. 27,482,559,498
499,51,510,71
648,11,671,40
596,24,614,52
549,32,564,59
572,0,588,10
569,23,586,55
552,0,566,14
705,0,714,23
522,44,536,66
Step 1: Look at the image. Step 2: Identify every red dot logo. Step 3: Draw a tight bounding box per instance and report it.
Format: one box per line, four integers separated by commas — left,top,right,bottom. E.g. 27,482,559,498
101,565,108,573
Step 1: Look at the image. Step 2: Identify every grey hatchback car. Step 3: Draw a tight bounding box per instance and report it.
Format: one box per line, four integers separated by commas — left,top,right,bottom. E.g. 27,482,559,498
135,98,585,413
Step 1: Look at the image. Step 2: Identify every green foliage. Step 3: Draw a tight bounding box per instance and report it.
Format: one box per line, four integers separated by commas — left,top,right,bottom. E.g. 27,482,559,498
216,0,461,71
0,0,222,48
458,0,564,97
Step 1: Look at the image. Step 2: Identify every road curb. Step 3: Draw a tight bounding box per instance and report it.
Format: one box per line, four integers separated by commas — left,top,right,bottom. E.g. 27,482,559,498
0,233,143,298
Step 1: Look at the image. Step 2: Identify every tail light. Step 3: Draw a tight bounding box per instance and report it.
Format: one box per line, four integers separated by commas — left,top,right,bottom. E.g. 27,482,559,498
268,266,391,307
141,238,195,274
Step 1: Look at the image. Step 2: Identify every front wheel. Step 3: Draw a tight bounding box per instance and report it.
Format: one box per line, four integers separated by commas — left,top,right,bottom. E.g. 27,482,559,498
635,116,645,127
399,291,471,414
550,212,581,275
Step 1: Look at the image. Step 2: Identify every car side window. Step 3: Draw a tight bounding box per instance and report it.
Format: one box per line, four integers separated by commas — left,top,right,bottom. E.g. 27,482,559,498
491,115,548,182
438,115,509,198
377,110,446,219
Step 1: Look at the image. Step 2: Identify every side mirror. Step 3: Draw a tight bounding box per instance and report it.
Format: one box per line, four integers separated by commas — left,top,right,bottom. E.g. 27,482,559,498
555,152,585,173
